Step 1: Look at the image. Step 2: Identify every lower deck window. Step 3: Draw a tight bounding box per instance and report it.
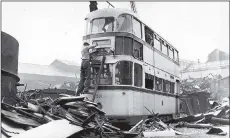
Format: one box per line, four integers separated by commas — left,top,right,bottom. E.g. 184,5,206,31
145,73,154,90
170,82,175,94
163,80,171,93
155,77,162,91
91,64,112,85
115,61,133,85
134,63,142,87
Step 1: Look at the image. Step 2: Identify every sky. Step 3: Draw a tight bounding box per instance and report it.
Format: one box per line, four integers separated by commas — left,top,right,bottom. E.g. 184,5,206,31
2,2,229,65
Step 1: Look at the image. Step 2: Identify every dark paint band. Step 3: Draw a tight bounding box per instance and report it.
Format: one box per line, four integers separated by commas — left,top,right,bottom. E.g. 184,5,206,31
83,32,180,65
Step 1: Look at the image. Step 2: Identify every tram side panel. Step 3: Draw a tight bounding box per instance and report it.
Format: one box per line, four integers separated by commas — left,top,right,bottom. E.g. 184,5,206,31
154,51,180,77
94,89,134,116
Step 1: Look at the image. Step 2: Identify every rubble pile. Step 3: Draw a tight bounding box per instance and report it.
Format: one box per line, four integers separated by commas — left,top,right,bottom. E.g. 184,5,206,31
170,98,230,136
129,113,181,137
1,94,138,138
180,74,221,94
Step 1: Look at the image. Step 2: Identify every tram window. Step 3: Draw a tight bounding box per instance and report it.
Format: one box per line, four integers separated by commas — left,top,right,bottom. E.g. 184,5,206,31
91,17,114,34
115,61,133,85
117,14,132,33
155,77,162,91
133,40,143,60
124,37,133,55
91,64,112,85
115,36,123,55
170,82,175,94
115,36,133,56
133,18,142,38
154,36,161,51
161,42,168,56
163,80,171,93
145,73,154,90
168,47,174,59
174,50,179,62
144,26,154,46
85,19,91,35
134,63,143,87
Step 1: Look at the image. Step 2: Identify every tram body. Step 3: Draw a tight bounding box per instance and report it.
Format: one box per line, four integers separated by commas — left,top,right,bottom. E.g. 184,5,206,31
82,8,181,125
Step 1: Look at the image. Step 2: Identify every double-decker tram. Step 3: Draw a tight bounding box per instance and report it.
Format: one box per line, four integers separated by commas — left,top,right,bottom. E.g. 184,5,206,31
82,8,181,126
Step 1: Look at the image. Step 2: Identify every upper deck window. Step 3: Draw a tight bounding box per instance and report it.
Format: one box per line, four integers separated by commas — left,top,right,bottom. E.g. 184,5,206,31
168,46,174,59
145,26,154,46
91,17,114,34
133,18,142,39
174,50,179,62
161,41,168,55
154,35,161,51
117,14,132,33
115,61,133,85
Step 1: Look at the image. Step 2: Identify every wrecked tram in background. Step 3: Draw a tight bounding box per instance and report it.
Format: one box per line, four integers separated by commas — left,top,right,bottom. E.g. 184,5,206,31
82,8,181,126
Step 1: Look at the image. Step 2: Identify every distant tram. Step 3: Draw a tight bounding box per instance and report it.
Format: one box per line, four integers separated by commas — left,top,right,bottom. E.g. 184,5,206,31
82,8,181,126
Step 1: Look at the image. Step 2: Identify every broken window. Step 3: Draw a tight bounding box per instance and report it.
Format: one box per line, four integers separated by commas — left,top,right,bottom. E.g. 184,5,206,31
91,64,112,85
91,17,114,34
154,35,161,51
134,63,142,87
133,18,142,38
133,40,143,60
145,73,154,90
116,14,132,33
145,26,154,46
155,77,162,91
115,61,133,85
163,80,171,93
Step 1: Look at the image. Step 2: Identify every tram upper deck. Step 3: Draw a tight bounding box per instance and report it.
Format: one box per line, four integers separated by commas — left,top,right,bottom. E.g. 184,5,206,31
83,8,180,81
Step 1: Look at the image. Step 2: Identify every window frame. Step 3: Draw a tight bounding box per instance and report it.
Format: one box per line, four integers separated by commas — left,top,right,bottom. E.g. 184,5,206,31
145,73,154,90
90,17,115,34
144,26,154,46
134,63,143,87
115,61,133,85
154,34,161,51
116,14,133,33
132,17,143,39
161,40,168,55
155,76,163,92
168,46,174,59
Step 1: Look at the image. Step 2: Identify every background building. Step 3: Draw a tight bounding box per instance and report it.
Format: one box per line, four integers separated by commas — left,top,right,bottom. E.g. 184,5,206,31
18,59,80,92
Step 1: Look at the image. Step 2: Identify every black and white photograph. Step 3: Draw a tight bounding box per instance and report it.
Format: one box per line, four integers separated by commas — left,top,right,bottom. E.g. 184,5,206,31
1,1,229,138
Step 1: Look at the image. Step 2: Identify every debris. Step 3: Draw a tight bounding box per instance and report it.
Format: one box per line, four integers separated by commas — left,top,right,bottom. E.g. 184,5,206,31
206,127,227,136
11,119,83,138
1,93,138,138
209,117,229,125
142,129,176,137
175,122,213,129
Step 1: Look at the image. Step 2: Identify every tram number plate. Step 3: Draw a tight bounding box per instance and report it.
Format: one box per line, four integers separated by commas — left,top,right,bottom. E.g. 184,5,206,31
96,94,102,98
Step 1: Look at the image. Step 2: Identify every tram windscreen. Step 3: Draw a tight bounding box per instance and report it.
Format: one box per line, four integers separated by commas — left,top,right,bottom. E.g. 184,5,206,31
91,64,113,85
91,17,114,34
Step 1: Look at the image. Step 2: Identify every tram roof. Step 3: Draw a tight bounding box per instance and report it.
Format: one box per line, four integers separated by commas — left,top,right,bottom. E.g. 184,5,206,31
85,8,139,21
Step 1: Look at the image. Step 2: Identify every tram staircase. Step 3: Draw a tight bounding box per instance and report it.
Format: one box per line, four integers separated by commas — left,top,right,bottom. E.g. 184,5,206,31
87,55,106,102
